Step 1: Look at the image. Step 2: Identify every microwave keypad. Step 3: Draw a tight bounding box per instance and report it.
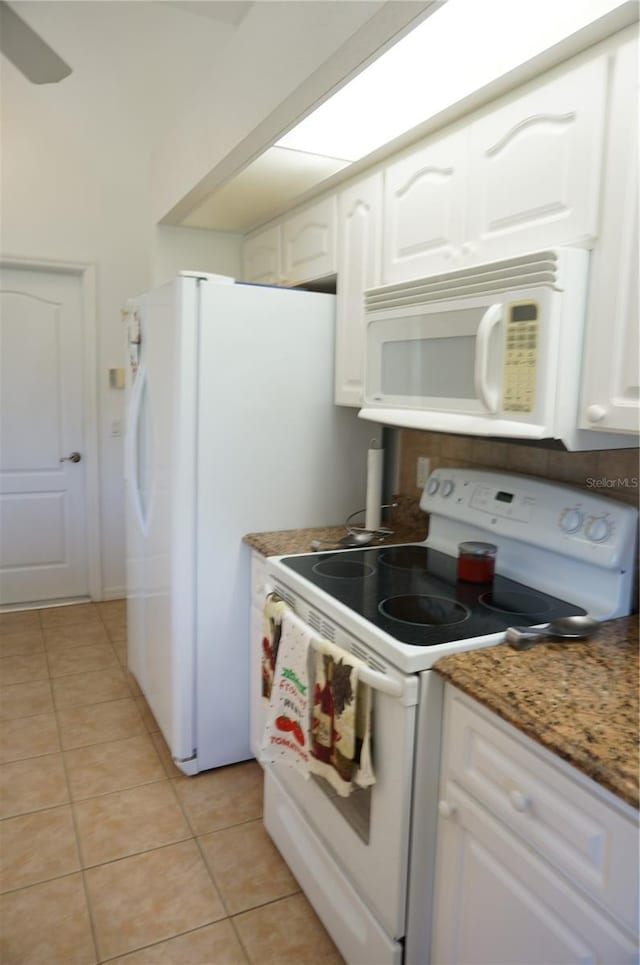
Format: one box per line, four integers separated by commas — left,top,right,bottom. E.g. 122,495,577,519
503,304,538,413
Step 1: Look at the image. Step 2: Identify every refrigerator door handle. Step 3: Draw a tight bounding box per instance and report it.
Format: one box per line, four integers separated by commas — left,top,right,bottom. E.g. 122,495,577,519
126,362,149,535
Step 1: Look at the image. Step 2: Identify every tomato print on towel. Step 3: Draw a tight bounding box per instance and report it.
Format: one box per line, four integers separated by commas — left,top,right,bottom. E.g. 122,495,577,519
260,609,313,777
310,642,375,798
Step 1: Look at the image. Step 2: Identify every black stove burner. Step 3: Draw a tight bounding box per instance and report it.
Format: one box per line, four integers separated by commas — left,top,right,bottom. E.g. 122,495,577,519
379,594,470,627
479,590,551,615
312,558,375,580
378,547,431,570
280,544,585,648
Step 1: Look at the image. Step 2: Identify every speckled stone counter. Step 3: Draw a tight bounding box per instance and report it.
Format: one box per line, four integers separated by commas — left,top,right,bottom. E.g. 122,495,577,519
243,494,427,557
434,616,639,808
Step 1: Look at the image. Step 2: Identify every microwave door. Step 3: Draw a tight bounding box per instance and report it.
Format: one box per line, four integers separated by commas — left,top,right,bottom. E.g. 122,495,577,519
364,302,502,416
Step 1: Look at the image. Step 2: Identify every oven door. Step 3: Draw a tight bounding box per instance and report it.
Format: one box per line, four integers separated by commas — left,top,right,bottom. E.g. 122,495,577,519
261,589,419,942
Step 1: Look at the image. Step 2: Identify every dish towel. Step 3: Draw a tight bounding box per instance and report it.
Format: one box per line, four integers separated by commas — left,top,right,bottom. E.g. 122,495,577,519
260,608,314,778
261,592,289,704
309,641,375,797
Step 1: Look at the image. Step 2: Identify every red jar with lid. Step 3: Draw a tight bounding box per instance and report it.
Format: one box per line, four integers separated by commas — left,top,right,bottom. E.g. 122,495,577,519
457,541,497,583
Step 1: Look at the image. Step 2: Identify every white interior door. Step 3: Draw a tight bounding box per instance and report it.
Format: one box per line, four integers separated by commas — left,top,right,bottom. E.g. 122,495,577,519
0,267,89,605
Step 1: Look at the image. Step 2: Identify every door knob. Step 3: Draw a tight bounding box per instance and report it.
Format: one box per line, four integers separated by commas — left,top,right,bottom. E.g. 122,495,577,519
60,452,82,463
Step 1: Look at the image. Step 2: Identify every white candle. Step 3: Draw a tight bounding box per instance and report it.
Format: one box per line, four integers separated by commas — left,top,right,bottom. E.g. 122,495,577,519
365,444,384,532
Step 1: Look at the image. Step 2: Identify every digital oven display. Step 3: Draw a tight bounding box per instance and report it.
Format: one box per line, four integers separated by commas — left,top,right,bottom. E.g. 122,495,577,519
495,491,514,504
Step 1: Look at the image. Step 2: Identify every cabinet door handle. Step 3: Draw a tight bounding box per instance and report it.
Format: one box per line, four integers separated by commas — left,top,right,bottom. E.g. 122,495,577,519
438,800,457,819
509,789,531,813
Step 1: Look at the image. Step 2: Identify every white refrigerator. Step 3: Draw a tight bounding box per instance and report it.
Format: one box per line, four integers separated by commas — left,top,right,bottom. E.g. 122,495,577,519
124,272,379,775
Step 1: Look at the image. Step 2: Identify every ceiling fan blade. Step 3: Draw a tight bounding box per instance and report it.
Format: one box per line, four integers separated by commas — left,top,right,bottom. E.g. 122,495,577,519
0,1,72,84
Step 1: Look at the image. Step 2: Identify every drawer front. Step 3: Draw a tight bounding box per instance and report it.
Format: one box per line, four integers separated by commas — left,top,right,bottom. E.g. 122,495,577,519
443,689,639,932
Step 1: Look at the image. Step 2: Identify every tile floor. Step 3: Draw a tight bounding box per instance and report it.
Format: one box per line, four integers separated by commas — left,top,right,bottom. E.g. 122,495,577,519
0,601,344,964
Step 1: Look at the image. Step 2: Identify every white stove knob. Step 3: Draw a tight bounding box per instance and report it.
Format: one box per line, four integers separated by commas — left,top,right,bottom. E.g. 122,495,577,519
559,508,583,534
426,477,440,496
441,479,455,497
585,515,612,543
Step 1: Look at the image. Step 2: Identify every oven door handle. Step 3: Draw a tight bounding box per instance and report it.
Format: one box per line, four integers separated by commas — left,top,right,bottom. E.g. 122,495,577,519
311,638,403,698
474,302,502,414
263,585,404,700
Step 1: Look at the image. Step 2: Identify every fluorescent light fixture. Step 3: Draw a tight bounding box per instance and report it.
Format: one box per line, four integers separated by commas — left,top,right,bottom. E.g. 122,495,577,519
276,0,629,163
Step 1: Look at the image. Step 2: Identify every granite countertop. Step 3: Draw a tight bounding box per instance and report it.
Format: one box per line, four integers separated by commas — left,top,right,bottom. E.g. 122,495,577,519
434,616,639,809
243,495,427,557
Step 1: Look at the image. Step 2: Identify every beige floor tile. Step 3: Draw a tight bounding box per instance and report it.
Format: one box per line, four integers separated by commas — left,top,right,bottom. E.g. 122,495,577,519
135,696,160,733
0,652,49,686
114,640,128,665
0,873,96,964
47,642,118,678
85,840,226,960
173,761,263,835
125,669,142,696
64,733,165,800
199,819,298,914
150,732,186,779
0,679,54,720
0,630,45,659
57,697,145,749
99,599,126,620
233,893,344,965
0,805,80,892
39,603,101,628
109,921,248,964
52,666,130,709
74,780,191,866
0,754,69,818
103,614,128,642
0,610,40,636
0,713,60,763
43,622,110,653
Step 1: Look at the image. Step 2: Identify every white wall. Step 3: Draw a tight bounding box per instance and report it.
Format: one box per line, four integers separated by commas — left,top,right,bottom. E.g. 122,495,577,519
0,35,243,599
153,226,242,287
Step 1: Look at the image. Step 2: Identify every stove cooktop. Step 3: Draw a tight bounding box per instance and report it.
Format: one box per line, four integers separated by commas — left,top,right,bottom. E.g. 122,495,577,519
280,544,585,648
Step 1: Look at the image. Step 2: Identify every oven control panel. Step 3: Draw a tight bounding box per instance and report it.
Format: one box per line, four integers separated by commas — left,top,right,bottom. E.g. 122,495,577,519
420,468,638,570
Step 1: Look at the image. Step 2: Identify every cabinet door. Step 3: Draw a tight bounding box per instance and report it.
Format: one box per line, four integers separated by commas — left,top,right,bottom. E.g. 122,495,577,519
580,33,639,435
467,55,608,262
242,224,282,284
382,128,467,283
335,172,383,406
432,783,637,965
282,195,337,286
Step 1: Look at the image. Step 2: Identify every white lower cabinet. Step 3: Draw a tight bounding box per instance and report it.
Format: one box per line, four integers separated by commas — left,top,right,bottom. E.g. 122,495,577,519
431,686,639,965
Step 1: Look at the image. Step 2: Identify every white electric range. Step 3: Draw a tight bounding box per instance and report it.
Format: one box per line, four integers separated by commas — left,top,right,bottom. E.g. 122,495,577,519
260,468,638,965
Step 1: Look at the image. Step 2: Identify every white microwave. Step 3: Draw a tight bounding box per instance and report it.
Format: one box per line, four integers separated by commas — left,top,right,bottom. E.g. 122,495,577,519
358,248,634,451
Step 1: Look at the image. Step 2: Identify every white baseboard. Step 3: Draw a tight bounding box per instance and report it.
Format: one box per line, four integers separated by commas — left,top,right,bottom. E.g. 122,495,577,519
101,586,126,601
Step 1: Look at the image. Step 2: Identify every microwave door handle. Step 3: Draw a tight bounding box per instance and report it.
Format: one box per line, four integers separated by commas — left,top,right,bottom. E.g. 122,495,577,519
474,303,502,414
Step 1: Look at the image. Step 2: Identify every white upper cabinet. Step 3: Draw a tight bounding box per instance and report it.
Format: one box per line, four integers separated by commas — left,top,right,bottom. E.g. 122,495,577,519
467,55,608,262
242,197,337,288
282,195,337,286
335,172,383,406
242,224,282,285
381,51,610,286
580,30,639,436
382,128,467,282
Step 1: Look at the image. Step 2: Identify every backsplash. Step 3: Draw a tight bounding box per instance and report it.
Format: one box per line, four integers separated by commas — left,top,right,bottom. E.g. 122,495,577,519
398,430,640,510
